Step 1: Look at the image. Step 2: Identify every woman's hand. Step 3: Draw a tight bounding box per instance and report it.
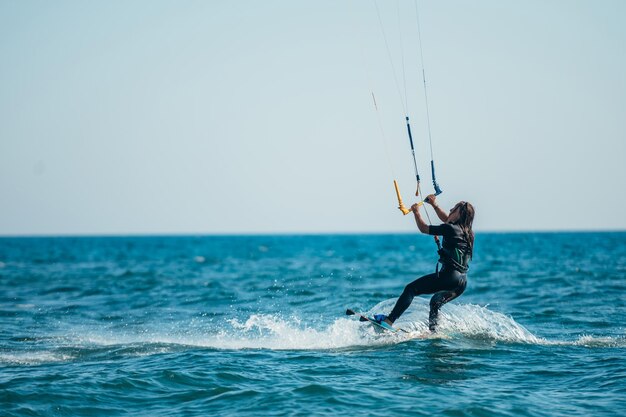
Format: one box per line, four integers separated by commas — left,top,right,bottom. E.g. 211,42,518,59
411,202,430,233
425,194,437,206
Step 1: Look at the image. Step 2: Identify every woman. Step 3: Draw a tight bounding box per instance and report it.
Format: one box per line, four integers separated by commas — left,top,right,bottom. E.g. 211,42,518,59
374,195,475,332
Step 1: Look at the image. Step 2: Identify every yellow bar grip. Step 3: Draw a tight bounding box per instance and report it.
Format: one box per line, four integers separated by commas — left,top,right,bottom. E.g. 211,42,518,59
393,180,412,215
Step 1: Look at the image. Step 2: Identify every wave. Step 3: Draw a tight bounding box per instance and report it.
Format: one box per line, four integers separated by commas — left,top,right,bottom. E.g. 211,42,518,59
2,301,624,366
571,335,626,348
0,351,75,366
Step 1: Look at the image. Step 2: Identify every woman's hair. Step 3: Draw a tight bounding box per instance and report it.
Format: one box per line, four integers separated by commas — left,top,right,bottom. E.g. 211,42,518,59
451,201,475,258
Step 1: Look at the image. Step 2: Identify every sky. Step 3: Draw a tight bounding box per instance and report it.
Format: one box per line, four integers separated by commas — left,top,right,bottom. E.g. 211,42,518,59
1,0,625,235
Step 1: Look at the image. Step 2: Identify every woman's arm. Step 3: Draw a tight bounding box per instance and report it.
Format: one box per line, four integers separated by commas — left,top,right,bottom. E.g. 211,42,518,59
426,194,449,222
411,203,430,234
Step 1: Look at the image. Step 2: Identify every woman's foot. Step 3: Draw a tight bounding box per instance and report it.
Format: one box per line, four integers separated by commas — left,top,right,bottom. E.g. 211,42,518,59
373,314,387,323
373,314,395,327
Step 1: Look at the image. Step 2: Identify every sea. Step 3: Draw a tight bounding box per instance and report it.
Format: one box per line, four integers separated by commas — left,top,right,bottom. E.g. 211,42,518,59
0,232,625,416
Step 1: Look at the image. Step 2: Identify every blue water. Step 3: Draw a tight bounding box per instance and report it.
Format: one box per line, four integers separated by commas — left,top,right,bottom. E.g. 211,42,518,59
1,233,625,416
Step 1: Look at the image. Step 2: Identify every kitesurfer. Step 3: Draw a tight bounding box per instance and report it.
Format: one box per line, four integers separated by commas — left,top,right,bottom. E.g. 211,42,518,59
375,195,475,332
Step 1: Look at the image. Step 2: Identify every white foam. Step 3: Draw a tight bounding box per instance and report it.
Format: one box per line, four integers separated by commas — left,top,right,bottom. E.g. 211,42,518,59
0,351,74,365
7,302,622,363
572,335,626,348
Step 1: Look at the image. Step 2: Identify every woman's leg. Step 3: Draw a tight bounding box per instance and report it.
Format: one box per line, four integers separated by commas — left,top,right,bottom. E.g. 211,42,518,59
387,273,440,323
428,278,467,331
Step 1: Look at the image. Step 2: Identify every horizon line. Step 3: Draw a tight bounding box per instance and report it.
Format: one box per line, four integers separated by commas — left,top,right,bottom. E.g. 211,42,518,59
0,228,624,239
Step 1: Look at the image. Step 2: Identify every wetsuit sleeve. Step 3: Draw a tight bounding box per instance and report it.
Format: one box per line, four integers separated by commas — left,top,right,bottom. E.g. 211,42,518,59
428,223,453,237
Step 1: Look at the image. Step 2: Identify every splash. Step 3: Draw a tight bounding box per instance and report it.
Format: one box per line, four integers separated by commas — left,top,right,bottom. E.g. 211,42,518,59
87,299,616,351
2,302,624,366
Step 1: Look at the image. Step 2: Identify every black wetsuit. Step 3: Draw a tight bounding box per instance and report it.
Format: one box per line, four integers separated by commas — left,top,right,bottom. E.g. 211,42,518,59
387,223,470,331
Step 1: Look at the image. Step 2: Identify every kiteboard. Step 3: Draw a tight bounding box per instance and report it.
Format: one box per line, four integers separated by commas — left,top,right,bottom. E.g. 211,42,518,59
345,309,406,333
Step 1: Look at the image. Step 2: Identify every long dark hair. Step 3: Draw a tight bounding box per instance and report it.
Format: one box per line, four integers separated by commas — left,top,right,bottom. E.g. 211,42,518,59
451,201,475,258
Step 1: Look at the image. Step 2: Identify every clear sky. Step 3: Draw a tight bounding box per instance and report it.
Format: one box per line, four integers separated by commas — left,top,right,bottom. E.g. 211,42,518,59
1,1,625,235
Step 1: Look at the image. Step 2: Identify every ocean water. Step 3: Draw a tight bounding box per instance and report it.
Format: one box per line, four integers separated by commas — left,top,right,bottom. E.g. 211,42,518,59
0,232,625,416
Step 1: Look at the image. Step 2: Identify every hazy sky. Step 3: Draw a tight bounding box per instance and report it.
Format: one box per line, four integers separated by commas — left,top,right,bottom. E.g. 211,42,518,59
1,1,625,235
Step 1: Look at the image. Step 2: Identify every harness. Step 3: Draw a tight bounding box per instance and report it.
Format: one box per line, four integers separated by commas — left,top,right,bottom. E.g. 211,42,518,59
434,241,470,276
